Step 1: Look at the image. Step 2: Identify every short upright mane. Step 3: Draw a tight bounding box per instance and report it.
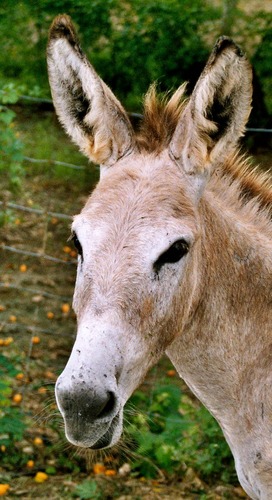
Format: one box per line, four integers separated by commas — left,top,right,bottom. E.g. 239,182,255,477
223,155,272,212
136,83,187,153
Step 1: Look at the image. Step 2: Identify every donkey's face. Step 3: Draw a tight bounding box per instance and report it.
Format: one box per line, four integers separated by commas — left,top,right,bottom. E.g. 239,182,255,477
47,16,251,448
56,153,201,448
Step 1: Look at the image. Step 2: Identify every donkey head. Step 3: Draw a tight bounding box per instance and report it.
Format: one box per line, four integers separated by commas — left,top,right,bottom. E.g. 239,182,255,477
47,15,252,449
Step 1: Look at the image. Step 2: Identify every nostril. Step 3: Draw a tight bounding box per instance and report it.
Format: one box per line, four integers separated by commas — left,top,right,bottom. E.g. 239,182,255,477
97,391,116,419
56,384,117,421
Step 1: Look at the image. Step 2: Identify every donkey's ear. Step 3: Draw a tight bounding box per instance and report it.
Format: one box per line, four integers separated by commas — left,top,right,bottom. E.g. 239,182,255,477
170,37,252,180
47,15,135,167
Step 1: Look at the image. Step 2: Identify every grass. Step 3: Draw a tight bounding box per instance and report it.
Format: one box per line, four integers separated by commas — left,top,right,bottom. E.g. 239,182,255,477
17,108,99,189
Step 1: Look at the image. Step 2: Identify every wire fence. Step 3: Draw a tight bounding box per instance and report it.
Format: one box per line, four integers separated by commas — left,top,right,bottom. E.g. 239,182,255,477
23,156,87,171
0,192,77,347
0,200,74,267
1,209,75,271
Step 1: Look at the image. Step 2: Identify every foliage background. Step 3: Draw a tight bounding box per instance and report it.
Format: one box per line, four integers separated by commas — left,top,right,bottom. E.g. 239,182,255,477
0,0,272,119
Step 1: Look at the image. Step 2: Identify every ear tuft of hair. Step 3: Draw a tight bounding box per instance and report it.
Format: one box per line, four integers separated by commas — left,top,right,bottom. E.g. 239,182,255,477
211,36,244,60
49,14,78,44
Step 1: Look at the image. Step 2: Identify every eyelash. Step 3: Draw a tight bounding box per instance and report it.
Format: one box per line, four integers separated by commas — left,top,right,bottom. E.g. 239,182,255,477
71,233,83,259
153,239,189,273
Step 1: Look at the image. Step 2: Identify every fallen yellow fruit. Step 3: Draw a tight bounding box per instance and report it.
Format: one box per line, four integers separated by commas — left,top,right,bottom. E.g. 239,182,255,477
93,463,106,474
0,484,10,496
105,469,116,476
33,437,43,447
32,336,40,344
61,303,70,314
19,264,27,272
4,337,13,346
27,460,35,468
37,387,47,394
63,245,72,254
34,472,48,483
13,393,23,404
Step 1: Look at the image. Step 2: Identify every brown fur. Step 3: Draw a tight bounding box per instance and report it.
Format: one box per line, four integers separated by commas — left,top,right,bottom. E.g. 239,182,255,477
224,153,272,210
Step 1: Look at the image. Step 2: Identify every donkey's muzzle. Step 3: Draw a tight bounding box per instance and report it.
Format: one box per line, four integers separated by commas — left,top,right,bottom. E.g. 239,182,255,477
55,376,121,448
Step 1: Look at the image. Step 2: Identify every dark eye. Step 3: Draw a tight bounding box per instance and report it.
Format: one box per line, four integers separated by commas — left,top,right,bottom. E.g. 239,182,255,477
71,233,83,259
154,239,189,273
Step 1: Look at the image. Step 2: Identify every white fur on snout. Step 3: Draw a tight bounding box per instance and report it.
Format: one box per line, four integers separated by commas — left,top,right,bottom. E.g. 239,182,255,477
57,318,124,397
55,318,125,448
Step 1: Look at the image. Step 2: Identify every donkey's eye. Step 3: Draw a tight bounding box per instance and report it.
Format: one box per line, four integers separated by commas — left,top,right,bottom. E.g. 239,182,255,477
71,233,83,258
154,239,189,272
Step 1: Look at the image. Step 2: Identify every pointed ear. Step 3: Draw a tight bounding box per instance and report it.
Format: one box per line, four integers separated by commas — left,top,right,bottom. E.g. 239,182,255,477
47,15,135,167
169,37,252,182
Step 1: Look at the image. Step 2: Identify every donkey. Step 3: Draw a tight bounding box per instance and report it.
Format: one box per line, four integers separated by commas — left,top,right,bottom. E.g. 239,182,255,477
47,15,272,499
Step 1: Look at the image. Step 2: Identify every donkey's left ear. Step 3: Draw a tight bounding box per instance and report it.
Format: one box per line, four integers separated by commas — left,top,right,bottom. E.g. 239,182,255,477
169,37,252,182
47,15,135,168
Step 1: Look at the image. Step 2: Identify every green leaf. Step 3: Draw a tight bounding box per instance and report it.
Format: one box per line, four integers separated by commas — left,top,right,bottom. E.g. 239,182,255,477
0,108,16,124
73,480,101,499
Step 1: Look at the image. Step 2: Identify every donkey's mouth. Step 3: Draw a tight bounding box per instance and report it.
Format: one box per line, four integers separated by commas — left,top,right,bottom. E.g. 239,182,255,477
64,411,122,450
89,413,121,450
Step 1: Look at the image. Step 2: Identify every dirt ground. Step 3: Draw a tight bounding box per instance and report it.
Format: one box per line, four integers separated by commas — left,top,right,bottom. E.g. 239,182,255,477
4,475,249,499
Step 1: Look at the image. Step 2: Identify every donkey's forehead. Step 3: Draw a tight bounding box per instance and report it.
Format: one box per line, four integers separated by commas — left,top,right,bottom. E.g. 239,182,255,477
72,153,199,257
82,152,198,222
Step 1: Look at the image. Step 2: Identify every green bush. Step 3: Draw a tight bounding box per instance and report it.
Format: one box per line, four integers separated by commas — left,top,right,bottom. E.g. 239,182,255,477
252,26,272,116
0,83,24,192
92,0,218,104
0,353,26,468
1,0,272,114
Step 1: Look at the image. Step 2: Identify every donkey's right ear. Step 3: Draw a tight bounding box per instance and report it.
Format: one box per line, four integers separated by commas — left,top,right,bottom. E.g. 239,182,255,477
47,15,135,167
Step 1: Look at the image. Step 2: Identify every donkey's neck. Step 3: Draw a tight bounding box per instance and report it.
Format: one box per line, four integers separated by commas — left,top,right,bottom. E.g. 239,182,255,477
168,181,272,408
166,186,272,496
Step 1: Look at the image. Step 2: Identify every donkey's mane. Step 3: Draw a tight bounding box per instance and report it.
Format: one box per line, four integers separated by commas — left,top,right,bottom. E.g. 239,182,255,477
223,154,272,212
137,85,272,213
136,83,187,153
